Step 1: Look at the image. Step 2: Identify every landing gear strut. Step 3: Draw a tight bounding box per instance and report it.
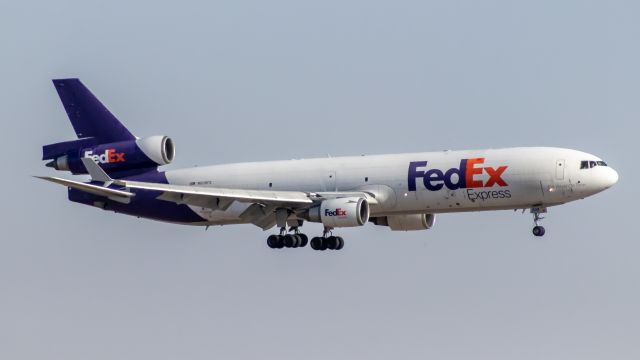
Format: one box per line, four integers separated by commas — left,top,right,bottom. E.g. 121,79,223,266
310,228,345,251
531,207,546,237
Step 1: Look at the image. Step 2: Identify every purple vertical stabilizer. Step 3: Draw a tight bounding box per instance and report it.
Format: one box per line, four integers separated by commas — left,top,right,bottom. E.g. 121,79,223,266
52,78,136,142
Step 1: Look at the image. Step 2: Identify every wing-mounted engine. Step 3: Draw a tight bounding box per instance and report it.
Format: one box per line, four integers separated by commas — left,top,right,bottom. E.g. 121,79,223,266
44,135,175,175
306,197,370,227
371,214,436,231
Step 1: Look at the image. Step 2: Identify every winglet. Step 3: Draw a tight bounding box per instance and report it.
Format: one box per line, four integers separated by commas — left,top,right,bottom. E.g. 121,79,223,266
81,158,114,184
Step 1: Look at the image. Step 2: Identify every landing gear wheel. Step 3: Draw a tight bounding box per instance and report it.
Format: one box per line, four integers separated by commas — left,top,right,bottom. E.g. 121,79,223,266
298,234,308,247
311,237,328,251
530,207,547,237
335,236,344,250
268,235,285,249
292,234,302,248
267,235,279,249
532,226,546,237
326,236,338,250
283,234,296,248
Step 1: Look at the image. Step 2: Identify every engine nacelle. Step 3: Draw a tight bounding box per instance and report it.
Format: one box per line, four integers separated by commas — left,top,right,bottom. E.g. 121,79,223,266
307,197,370,228
371,214,436,231
44,135,175,174
135,136,175,166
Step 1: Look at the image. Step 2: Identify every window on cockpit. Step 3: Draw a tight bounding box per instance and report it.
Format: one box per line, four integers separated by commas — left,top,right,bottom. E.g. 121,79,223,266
580,160,609,169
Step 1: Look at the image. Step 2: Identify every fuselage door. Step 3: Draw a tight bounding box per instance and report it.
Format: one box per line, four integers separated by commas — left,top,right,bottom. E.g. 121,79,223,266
556,159,565,180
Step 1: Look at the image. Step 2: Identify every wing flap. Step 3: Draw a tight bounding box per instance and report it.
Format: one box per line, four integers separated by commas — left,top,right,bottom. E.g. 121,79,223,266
156,192,235,211
239,204,278,230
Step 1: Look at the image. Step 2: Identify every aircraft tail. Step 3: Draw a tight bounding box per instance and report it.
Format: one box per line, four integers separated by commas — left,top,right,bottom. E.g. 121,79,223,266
52,78,136,142
42,79,175,178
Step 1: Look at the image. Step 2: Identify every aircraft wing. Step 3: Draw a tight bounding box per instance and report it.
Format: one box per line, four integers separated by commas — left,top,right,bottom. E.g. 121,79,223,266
39,158,382,229
118,181,381,229
122,180,314,209
35,176,135,203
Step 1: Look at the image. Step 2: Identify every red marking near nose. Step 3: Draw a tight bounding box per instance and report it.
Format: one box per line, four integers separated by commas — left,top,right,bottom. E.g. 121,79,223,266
485,166,508,187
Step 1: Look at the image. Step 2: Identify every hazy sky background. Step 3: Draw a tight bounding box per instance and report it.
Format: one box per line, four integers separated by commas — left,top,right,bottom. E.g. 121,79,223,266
1,1,638,359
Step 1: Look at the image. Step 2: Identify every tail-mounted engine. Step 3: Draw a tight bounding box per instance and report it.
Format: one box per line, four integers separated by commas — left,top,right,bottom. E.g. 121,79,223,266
307,197,370,228
43,135,175,175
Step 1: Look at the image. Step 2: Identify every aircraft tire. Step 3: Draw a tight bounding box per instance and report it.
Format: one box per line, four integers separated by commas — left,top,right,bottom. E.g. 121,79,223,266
292,234,302,248
283,234,296,248
326,236,338,250
532,226,545,237
318,238,328,251
310,237,321,250
335,236,344,250
298,234,308,247
267,235,279,249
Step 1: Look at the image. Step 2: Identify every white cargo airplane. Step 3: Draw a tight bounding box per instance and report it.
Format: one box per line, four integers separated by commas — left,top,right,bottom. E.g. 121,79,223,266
39,79,619,250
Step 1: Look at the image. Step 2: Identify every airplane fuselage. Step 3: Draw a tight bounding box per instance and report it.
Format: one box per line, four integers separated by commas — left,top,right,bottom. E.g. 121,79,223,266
139,146,617,226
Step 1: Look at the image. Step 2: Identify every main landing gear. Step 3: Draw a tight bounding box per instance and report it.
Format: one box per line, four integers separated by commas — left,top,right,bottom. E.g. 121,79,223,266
531,207,546,237
266,227,345,251
266,227,309,249
309,228,344,251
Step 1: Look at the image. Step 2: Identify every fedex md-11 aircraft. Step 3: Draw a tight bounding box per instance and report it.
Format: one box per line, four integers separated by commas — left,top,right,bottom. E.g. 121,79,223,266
39,79,619,251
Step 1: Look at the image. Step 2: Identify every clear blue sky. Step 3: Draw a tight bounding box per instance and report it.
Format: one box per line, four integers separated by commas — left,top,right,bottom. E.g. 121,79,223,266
1,1,638,359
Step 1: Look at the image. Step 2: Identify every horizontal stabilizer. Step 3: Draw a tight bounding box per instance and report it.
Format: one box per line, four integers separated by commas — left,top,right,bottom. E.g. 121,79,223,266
81,157,114,184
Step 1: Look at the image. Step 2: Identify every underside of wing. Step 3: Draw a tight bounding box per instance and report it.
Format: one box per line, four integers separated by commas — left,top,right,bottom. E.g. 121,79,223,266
120,181,318,230
39,162,388,230
122,180,314,208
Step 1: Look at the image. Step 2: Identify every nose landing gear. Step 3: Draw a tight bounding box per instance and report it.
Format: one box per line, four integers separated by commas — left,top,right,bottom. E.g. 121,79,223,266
531,207,547,237
532,225,545,237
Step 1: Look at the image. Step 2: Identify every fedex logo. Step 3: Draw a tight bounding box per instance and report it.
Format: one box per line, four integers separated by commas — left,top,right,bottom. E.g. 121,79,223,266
325,208,347,217
83,149,125,164
408,158,508,191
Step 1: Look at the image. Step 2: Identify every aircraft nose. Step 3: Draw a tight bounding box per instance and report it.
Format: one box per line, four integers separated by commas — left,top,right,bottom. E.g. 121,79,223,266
603,167,619,188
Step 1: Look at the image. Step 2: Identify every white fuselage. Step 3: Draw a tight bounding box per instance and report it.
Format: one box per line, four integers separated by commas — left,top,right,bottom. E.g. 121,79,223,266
164,147,618,226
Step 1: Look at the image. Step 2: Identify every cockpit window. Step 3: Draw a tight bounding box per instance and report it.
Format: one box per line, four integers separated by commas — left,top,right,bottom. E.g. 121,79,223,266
580,160,608,169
